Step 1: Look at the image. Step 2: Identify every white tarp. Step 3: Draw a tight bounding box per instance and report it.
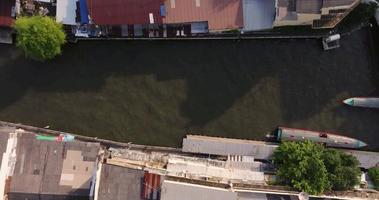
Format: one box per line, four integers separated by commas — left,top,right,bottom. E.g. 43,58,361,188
56,0,77,25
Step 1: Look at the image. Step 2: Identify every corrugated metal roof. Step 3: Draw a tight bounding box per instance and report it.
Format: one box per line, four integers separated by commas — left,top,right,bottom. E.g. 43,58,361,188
277,0,290,7
161,181,297,200
296,0,322,14
242,0,275,31
0,17,13,27
322,0,357,8
8,132,100,198
182,135,278,160
163,0,243,31
161,180,238,200
87,0,164,25
0,0,15,27
166,155,265,183
276,0,357,14
0,127,12,166
338,149,379,169
97,164,144,200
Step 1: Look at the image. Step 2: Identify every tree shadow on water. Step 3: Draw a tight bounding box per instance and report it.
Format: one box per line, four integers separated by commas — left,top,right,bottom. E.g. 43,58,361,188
0,40,274,127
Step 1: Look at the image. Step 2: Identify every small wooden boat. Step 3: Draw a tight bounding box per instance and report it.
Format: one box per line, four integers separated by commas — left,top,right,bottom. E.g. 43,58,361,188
343,97,379,109
36,134,75,142
276,126,367,149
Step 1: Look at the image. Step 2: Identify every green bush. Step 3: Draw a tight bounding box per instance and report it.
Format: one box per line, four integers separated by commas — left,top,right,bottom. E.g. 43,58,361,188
14,16,66,61
273,141,329,195
368,167,379,190
322,149,361,191
273,141,361,195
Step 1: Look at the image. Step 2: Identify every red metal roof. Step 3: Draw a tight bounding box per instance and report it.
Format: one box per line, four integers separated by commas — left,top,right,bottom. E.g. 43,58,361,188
163,0,243,31
0,0,15,27
87,0,164,25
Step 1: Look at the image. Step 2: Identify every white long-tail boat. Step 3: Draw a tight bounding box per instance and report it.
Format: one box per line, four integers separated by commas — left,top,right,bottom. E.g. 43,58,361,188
277,126,367,149
343,97,379,109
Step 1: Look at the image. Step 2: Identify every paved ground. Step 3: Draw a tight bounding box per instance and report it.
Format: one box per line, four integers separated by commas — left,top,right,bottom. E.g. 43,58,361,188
0,27,378,150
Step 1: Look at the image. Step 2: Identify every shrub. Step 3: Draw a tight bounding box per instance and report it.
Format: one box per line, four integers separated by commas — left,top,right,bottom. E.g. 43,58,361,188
273,141,362,194
368,167,379,190
273,141,329,195
14,16,66,61
322,149,360,191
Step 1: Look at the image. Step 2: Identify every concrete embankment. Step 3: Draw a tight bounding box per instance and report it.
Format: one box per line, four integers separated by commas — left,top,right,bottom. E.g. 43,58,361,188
76,34,322,41
0,121,182,153
74,21,369,42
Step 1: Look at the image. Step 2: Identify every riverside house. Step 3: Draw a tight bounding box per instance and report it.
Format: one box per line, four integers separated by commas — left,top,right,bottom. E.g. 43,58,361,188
274,0,360,28
0,0,363,39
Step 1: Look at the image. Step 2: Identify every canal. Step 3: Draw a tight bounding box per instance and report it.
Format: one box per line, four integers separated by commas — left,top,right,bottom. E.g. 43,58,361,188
0,27,378,149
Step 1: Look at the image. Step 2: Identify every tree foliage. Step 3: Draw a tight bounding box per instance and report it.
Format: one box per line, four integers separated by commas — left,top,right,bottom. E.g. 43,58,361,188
273,141,361,195
273,141,329,195
14,16,66,61
368,167,379,190
322,149,360,191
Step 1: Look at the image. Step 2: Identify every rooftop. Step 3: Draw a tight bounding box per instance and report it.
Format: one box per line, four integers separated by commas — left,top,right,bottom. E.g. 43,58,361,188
87,0,164,25
56,0,77,25
182,135,278,160
161,180,237,200
160,180,299,200
0,127,101,200
162,0,243,31
296,0,323,14
242,0,276,31
96,164,144,200
322,0,357,8
0,127,13,167
339,149,379,169
167,154,265,184
277,0,357,13
0,0,15,27
275,0,360,28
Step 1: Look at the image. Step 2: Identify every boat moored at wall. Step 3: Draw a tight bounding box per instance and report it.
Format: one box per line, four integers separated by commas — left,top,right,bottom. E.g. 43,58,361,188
36,134,75,142
276,126,367,149
343,97,379,109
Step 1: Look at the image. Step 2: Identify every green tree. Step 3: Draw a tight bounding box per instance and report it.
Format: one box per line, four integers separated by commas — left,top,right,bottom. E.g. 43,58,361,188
368,167,379,190
273,141,330,195
14,16,66,61
322,149,360,191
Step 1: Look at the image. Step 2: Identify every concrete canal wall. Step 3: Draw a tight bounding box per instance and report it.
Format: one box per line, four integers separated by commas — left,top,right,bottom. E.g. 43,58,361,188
1,121,378,169
0,121,182,153
74,21,369,42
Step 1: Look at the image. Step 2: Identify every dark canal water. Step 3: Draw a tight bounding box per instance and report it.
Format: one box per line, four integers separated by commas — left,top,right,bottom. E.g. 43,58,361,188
0,28,378,149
